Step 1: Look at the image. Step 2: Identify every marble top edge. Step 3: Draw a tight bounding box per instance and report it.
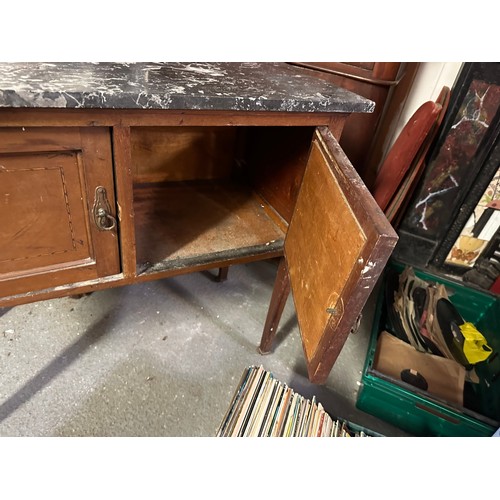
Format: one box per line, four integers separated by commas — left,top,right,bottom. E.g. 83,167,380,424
0,62,375,113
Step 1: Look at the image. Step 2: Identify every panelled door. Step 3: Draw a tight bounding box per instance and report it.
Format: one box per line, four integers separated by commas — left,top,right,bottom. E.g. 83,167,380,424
0,127,120,301
285,126,398,383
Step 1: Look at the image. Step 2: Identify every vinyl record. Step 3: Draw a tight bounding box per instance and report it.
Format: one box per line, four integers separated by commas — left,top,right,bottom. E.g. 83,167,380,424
384,268,410,344
436,298,471,368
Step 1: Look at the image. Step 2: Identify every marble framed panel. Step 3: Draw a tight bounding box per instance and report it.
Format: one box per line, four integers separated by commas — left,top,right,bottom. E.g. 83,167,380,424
393,62,500,272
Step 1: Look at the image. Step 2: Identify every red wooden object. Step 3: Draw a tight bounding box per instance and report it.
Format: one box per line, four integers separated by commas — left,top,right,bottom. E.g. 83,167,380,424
372,100,443,212
385,87,451,226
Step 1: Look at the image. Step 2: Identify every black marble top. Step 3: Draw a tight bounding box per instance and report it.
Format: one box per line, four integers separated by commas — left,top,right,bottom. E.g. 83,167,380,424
0,62,374,113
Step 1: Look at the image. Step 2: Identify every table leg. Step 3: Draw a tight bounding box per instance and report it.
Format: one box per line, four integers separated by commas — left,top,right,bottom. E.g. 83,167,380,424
216,267,229,282
259,257,290,354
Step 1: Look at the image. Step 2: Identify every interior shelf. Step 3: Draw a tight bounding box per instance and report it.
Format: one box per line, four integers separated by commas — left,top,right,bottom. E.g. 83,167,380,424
133,179,287,275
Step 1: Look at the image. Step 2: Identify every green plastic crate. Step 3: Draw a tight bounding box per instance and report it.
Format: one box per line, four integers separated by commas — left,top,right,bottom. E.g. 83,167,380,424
357,261,500,437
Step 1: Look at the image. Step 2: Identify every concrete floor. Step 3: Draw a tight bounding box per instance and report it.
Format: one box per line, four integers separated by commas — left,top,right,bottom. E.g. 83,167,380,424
0,259,409,437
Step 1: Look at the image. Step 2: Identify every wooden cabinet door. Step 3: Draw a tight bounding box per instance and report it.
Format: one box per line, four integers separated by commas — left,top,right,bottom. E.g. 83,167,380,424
285,126,398,383
0,127,120,300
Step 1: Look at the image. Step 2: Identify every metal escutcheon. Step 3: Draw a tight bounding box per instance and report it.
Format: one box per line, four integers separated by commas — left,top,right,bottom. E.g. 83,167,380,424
92,186,116,231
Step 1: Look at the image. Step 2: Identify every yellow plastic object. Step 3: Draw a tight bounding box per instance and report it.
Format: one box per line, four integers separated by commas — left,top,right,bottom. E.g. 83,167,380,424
459,322,493,364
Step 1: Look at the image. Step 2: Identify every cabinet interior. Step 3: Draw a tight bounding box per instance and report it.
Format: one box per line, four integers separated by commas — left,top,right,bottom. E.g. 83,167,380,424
130,126,314,275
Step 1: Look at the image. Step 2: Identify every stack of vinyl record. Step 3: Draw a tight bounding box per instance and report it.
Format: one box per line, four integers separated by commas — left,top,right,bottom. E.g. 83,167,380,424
216,365,371,437
385,266,493,368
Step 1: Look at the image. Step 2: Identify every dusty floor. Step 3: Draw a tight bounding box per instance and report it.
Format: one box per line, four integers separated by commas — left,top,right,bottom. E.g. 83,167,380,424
0,260,409,437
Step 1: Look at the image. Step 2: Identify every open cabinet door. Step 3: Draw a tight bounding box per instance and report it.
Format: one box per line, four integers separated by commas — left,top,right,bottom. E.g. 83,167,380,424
285,127,398,383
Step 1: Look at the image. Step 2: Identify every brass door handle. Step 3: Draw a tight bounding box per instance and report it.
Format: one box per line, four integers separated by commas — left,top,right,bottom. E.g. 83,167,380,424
92,186,116,231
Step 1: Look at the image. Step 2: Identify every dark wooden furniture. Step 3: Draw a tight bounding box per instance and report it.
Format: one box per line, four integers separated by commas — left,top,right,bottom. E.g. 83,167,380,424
291,62,409,186
0,62,397,383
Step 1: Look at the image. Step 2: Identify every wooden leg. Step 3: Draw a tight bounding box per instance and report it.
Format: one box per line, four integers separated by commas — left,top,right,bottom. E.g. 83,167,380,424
258,257,290,354
216,266,229,282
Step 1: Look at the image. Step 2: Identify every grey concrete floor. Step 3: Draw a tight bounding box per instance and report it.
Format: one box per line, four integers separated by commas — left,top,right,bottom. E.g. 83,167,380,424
0,259,409,437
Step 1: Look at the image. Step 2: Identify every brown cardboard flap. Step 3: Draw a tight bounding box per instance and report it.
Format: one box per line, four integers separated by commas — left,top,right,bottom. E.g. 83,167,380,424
374,331,466,406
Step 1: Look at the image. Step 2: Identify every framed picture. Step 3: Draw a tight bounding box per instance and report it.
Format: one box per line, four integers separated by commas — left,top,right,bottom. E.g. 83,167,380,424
443,164,500,269
394,62,500,274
